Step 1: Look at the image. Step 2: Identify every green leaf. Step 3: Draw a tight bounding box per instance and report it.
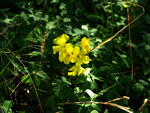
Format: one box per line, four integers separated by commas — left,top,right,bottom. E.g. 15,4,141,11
145,45,150,50
1,100,13,113
117,1,128,8
116,51,127,59
130,42,137,48
29,51,41,58
53,81,62,96
91,110,99,113
34,75,41,86
90,81,98,91
144,67,150,75
36,71,48,79
100,65,113,72
123,59,130,68
62,77,71,85
139,79,149,86
20,11,30,25
90,74,103,81
134,83,145,94
3,18,12,24
86,89,98,99
91,103,100,111
104,109,109,113
63,17,71,23
21,74,31,83
73,28,83,36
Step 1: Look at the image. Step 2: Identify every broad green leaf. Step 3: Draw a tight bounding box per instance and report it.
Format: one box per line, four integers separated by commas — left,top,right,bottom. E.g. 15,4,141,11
90,81,98,91
130,42,137,48
3,18,12,24
135,83,145,94
36,71,48,79
91,103,100,111
73,28,83,36
139,79,149,86
1,100,13,113
63,17,71,23
34,75,41,86
145,45,150,50
21,75,31,83
117,1,128,8
82,25,88,31
86,89,98,99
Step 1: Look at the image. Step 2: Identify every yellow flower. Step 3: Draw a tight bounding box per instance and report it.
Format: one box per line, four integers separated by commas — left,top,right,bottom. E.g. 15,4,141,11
52,34,69,54
53,34,92,76
73,46,91,65
68,65,85,76
59,43,75,64
54,34,69,45
53,34,76,64
80,37,91,54
68,65,91,76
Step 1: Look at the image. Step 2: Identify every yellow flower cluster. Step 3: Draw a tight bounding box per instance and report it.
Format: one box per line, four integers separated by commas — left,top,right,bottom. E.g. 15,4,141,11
53,34,91,76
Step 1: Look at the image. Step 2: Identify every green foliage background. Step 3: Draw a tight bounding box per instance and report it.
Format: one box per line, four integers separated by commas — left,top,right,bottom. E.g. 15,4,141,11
0,0,150,113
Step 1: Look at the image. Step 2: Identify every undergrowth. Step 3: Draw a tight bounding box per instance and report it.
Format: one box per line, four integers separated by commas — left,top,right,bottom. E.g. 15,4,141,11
0,0,150,113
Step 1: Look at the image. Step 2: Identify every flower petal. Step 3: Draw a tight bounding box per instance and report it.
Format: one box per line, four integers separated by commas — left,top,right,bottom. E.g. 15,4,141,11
73,46,80,55
52,46,61,54
65,43,73,53
54,34,69,46
70,55,77,63
83,56,91,64
59,54,64,62
68,65,76,71
83,68,91,75
81,37,90,47
76,58,83,65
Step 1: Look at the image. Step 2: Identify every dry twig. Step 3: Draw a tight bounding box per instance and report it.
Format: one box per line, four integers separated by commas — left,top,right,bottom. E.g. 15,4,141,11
57,96,132,113
139,97,150,112
40,26,49,62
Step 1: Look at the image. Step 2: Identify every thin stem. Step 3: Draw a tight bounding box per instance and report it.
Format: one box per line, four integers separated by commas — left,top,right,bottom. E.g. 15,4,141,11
89,1,145,53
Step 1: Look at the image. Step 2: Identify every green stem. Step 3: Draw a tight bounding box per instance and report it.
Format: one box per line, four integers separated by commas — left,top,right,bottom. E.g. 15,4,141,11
111,2,114,36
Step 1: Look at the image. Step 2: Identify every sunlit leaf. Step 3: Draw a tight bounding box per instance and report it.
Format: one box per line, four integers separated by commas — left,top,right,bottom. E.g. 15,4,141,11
21,74,31,83
36,71,48,79
86,89,98,99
